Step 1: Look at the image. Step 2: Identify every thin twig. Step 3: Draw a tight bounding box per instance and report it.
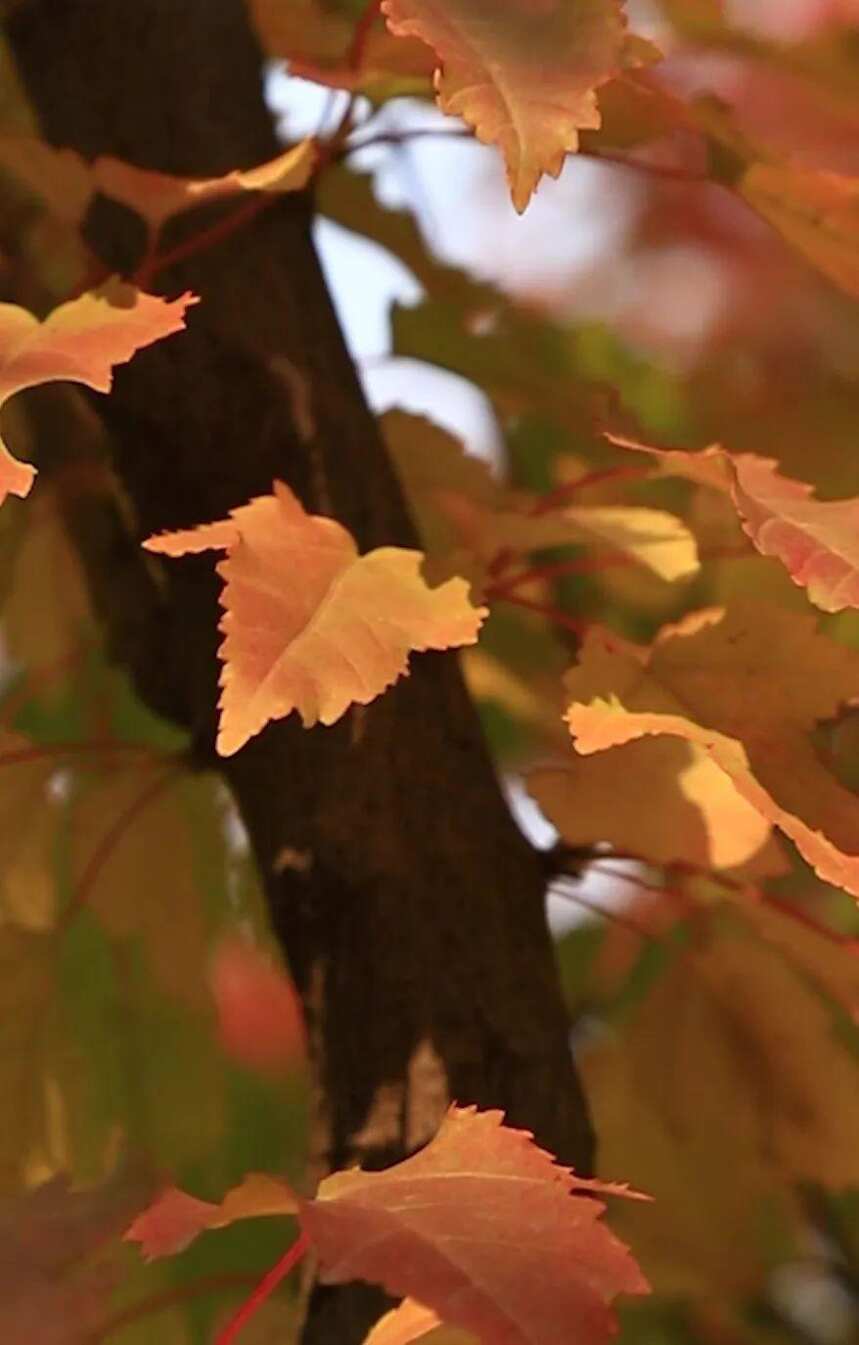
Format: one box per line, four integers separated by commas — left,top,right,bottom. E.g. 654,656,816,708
138,196,270,286
491,591,589,636
532,465,652,513
0,741,167,768
59,762,183,930
88,1273,258,1342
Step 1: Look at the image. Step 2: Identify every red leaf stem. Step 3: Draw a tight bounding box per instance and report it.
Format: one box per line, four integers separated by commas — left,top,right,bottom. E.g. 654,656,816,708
490,591,590,635
214,1230,310,1345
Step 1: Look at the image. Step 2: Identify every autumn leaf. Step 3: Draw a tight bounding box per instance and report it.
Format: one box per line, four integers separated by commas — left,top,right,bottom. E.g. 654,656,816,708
0,135,93,225
740,162,859,302
0,281,196,507
385,411,698,591
209,935,306,1074
381,0,657,212
302,1104,649,1345
125,1172,299,1261
611,432,859,611
92,138,318,233
143,481,487,755
362,1298,477,1345
248,0,434,97
0,1161,151,1344
0,927,55,1190
529,736,786,877
68,769,212,1009
582,903,859,1296
128,1106,647,1341
563,603,859,897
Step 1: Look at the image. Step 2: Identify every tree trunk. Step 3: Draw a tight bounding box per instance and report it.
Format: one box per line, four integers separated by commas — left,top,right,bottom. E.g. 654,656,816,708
5,2,594,1339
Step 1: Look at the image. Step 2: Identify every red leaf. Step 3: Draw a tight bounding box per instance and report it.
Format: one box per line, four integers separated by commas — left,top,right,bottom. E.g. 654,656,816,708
124,1187,220,1261
300,1104,649,1345
125,1174,298,1261
209,936,306,1074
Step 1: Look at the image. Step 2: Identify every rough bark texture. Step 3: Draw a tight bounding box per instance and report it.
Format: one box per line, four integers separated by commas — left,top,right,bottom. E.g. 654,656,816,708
6,2,594,1339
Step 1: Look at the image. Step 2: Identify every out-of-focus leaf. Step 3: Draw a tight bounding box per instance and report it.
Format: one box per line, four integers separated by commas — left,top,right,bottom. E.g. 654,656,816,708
92,139,318,232
0,1161,152,1345
0,926,55,1189
613,432,859,610
209,936,306,1075
248,0,433,96
362,1297,478,1345
563,603,859,897
740,161,859,300
529,737,786,877
125,1173,298,1261
582,904,859,1297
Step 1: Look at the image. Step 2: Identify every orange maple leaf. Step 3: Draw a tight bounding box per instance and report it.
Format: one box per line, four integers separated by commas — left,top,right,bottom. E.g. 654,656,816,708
381,0,656,211
611,433,859,612
144,482,487,755
127,1105,648,1345
0,280,196,507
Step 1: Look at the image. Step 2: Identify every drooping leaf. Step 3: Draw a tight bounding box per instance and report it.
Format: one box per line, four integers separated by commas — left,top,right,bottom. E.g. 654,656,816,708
302,1104,649,1345
562,603,859,897
143,481,486,754
612,433,859,611
125,1173,298,1261
92,138,318,232
740,162,859,301
380,0,658,211
0,281,196,506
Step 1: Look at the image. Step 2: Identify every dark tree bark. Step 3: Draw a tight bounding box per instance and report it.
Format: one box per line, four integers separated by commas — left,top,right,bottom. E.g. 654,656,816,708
6,2,594,1339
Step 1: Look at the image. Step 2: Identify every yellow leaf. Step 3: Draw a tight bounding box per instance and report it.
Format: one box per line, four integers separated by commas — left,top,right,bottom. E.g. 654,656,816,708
363,1298,478,1345
0,282,196,507
563,602,859,896
529,736,785,877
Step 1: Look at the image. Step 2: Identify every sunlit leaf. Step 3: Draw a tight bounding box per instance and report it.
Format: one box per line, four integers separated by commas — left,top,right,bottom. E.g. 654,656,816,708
144,481,486,754
381,0,657,211
0,282,196,507
563,603,859,896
